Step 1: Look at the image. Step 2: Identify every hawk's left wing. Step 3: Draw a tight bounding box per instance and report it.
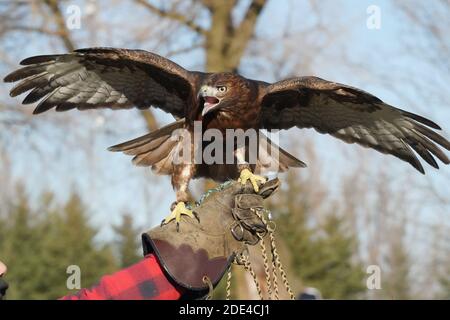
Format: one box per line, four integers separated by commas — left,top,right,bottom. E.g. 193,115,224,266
259,76,450,173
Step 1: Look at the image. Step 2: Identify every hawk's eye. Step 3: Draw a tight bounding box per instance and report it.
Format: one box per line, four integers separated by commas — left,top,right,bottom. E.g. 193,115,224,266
217,86,227,93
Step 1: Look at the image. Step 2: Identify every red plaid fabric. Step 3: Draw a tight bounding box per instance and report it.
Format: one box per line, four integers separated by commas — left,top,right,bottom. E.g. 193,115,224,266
61,254,184,300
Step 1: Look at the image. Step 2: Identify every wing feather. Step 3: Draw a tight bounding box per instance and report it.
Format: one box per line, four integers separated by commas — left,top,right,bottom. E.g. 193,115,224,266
4,47,206,118
259,76,450,173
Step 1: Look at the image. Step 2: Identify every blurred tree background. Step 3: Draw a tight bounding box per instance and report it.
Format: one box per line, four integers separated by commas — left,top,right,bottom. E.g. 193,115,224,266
0,0,449,299
0,185,140,299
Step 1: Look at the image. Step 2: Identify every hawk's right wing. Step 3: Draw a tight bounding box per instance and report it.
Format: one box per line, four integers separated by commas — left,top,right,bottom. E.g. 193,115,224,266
4,47,206,118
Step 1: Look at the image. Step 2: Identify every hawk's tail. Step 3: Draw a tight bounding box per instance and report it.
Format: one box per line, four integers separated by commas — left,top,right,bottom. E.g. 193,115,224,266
255,132,307,175
195,133,306,182
108,118,307,177
108,118,185,175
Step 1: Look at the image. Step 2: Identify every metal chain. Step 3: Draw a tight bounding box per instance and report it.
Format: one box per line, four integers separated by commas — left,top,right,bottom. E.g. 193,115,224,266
271,231,295,300
269,230,280,299
254,208,295,300
197,180,233,205
240,254,264,300
226,265,232,300
202,275,214,300
258,233,273,299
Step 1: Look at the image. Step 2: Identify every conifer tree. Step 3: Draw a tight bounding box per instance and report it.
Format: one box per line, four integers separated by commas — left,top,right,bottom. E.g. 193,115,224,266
0,187,117,299
113,213,140,268
382,226,411,299
272,172,366,299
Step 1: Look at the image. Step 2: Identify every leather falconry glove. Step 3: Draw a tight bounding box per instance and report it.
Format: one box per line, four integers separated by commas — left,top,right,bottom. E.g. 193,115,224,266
142,178,280,299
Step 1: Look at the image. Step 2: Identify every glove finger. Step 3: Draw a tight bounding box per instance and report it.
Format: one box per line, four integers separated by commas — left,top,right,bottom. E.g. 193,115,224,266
235,194,264,209
258,178,280,199
241,230,260,246
232,208,266,233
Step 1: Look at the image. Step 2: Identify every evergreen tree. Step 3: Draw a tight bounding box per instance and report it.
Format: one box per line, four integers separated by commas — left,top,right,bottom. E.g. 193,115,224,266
113,213,140,268
0,187,117,299
439,271,450,299
0,185,43,299
272,172,366,299
382,226,411,299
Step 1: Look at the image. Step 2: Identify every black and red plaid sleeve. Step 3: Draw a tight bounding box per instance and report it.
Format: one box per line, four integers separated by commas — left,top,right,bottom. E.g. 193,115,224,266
61,254,184,300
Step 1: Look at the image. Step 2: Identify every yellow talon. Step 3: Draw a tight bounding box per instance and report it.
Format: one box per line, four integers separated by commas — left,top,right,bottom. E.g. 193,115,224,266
163,202,196,230
238,168,266,192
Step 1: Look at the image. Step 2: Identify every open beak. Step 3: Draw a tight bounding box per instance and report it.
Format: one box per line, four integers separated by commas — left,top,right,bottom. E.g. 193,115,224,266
199,85,221,116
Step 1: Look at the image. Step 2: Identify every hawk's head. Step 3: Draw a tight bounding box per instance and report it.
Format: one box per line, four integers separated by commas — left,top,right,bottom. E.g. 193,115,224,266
198,73,253,117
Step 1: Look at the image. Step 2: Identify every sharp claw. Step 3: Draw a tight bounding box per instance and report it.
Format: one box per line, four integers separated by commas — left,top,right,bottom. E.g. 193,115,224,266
162,202,195,230
239,168,266,192
193,211,200,223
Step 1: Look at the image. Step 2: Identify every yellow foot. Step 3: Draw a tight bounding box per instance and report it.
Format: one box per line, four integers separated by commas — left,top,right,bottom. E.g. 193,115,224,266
161,202,198,231
238,168,266,192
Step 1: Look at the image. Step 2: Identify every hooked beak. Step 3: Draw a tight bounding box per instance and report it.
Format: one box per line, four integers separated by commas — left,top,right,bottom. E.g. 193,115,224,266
199,85,221,116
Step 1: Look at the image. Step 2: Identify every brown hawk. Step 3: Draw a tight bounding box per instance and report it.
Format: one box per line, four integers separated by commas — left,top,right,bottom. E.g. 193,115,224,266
4,47,450,226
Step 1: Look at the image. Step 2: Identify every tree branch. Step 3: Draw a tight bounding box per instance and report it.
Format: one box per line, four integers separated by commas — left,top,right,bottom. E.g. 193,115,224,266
226,0,267,69
0,25,61,37
134,0,206,36
42,0,159,132
43,0,75,51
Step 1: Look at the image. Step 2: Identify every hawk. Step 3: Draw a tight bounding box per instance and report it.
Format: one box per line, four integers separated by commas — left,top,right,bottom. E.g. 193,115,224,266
4,47,450,226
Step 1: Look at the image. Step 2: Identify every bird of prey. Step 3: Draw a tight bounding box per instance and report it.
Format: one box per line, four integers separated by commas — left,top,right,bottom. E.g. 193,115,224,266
4,47,450,226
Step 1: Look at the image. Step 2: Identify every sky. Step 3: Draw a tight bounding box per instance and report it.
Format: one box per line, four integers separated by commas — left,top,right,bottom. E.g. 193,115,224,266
0,0,449,260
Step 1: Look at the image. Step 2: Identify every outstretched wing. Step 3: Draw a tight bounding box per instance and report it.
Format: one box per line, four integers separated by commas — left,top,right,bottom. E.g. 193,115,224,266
4,47,205,117
259,76,450,173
